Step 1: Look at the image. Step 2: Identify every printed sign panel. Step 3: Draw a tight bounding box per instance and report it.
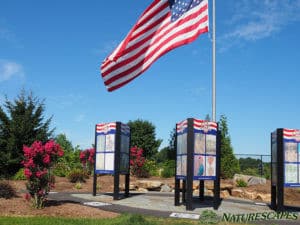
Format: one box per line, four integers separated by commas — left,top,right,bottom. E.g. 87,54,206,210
271,131,277,185
176,120,187,179
283,129,300,187
193,119,217,180
95,123,116,174
120,124,130,173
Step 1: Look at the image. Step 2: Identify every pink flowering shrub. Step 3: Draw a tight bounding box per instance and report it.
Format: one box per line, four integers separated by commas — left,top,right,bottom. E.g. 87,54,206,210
79,148,95,174
22,140,63,208
130,146,149,177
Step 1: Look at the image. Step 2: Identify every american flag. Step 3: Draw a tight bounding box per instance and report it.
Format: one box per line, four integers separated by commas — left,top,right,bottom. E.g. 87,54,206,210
101,0,209,92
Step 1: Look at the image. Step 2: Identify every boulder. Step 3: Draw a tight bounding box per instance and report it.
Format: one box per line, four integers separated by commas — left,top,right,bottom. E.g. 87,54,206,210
231,188,244,198
234,174,267,186
160,184,172,192
136,180,162,191
220,190,230,199
248,177,266,186
256,193,271,202
244,191,257,200
137,187,148,193
205,190,214,196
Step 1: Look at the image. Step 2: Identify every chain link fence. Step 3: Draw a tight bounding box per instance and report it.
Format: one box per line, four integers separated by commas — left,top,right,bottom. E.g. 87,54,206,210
235,154,271,178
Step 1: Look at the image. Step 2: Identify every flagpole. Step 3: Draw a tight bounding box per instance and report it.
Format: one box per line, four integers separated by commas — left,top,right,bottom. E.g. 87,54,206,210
212,0,216,122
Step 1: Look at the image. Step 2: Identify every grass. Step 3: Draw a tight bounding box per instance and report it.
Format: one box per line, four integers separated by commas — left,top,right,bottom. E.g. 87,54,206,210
0,214,199,225
0,214,248,225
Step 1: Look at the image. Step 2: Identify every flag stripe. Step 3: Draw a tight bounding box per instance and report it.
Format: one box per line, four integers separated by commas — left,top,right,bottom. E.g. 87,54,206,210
101,0,209,91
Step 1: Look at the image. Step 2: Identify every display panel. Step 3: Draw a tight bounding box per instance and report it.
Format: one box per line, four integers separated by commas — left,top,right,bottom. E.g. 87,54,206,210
271,131,277,185
283,129,300,187
95,123,116,174
193,119,217,180
120,124,130,173
176,120,187,179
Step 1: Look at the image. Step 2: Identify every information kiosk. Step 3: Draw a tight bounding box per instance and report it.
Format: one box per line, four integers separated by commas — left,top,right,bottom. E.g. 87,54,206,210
271,128,300,211
174,118,220,210
93,122,130,200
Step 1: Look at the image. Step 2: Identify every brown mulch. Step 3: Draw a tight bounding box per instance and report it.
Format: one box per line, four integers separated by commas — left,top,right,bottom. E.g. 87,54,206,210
1,176,300,218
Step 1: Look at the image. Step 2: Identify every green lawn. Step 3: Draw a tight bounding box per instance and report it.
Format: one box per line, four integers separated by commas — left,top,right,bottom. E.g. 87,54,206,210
0,214,240,225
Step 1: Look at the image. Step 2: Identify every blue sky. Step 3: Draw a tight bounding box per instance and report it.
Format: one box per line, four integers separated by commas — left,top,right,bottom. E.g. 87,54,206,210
1,0,300,155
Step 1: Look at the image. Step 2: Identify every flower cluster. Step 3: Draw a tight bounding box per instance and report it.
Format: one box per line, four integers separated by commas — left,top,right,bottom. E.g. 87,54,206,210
130,146,147,177
79,148,95,174
22,140,63,208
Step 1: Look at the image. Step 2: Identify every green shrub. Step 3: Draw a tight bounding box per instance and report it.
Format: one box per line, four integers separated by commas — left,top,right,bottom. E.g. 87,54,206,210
161,160,175,178
13,168,26,180
67,168,88,183
53,162,70,177
242,168,258,176
236,179,248,187
199,210,219,224
143,160,159,177
0,182,16,199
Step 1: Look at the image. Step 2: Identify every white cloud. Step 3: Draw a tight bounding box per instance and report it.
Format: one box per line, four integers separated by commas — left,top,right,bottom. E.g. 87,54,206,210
219,0,300,50
0,60,24,82
74,114,85,122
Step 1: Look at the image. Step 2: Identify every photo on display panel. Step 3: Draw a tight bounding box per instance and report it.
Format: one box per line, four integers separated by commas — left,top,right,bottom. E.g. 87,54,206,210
182,155,187,176
96,153,105,170
176,156,182,176
194,133,205,154
298,143,300,162
96,135,105,152
285,163,298,184
177,134,182,155
284,142,297,162
194,155,205,176
205,155,216,176
105,134,115,152
206,134,216,155
105,153,114,171
181,133,187,154
121,135,129,153
120,154,129,172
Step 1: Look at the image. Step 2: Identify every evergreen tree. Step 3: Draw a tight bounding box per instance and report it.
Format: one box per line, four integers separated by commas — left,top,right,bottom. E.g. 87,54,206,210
127,119,162,159
219,115,240,178
0,90,53,177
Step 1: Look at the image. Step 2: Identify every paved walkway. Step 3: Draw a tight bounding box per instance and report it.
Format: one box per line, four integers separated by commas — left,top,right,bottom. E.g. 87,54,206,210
48,191,300,224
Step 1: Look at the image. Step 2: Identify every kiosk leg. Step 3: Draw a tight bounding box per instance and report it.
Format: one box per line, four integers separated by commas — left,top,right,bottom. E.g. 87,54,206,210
175,179,180,206
125,174,130,198
93,173,97,196
182,180,186,203
113,174,120,200
271,185,277,210
199,180,204,200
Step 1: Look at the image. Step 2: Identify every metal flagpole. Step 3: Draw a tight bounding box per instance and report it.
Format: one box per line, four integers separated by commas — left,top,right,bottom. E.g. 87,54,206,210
212,0,216,122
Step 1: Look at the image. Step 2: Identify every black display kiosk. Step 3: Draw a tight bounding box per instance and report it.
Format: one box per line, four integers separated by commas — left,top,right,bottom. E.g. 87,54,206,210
92,122,130,200
174,118,221,210
271,128,300,211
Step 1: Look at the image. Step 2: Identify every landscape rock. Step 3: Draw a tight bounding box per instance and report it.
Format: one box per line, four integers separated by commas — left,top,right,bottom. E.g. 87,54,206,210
136,180,162,191
220,190,230,199
234,174,266,186
231,188,244,198
244,191,257,200
205,190,213,196
160,184,172,192
256,193,271,202
248,177,266,186
137,187,148,193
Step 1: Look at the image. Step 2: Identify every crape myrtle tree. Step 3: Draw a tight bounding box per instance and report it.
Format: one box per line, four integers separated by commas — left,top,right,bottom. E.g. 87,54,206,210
0,90,54,177
219,115,240,178
127,119,162,160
